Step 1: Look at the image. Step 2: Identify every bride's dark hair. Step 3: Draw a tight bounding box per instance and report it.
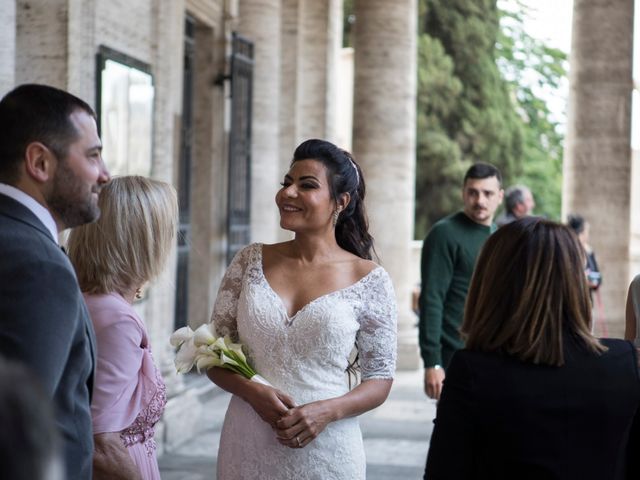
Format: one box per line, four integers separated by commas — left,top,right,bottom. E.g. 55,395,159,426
291,139,375,261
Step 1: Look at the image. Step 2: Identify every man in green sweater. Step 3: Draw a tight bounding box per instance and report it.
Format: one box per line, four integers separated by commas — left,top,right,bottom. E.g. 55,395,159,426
419,163,503,400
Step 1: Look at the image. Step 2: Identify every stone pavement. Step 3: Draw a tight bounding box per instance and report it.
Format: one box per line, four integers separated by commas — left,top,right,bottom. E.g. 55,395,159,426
158,369,435,480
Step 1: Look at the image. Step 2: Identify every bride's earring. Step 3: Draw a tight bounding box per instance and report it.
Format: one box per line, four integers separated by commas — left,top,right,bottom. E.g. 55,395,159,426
332,209,340,227
135,287,143,300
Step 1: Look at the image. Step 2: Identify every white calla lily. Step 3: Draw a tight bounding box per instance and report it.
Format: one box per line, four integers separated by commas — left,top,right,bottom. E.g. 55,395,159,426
227,341,247,363
193,323,216,347
220,351,241,368
196,354,223,373
171,325,261,381
174,337,198,373
212,336,228,351
169,326,194,347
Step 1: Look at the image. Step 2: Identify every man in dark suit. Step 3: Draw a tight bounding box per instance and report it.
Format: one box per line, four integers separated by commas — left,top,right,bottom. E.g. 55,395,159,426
0,84,110,479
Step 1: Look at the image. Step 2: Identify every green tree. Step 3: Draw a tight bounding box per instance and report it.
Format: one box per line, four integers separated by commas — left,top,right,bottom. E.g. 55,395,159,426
496,2,566,220
415,0,524,239
415,0,567,238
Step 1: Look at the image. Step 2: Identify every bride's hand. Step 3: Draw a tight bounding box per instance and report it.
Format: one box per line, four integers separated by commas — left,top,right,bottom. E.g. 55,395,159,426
274,400,335,449
245,384,296,428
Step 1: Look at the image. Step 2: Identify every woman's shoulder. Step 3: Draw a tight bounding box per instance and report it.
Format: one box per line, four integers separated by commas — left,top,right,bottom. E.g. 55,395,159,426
353,257,380,278
228,242,262,265
630,274,640,289
84,292,131,317
84,292,143,331
599,337,637,357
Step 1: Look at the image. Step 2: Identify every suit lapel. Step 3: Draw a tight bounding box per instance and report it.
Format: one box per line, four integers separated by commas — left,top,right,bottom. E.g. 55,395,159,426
0,193,98,395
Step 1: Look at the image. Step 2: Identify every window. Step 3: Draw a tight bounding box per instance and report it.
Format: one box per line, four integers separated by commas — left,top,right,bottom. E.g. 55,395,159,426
96,46,154,176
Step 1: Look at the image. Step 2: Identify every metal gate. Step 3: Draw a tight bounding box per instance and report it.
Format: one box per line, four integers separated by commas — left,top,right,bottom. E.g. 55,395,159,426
226,32,254,264
174,15,195,330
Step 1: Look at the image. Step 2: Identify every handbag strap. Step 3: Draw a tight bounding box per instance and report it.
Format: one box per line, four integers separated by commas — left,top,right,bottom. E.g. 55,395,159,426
630,275,640,346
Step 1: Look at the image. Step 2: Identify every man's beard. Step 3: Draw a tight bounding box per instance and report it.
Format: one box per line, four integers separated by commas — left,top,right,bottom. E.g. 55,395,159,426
47,160,100,229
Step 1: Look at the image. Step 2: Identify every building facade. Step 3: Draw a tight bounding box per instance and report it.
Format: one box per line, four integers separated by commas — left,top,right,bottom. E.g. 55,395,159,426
1,0,419,452
3,0,637,456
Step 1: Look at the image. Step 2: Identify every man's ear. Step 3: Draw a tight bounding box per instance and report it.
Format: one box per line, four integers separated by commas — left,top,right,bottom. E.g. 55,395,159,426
24,142,55,184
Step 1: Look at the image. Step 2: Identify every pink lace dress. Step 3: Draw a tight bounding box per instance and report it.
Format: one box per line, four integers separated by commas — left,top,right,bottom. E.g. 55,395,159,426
85,292,167,480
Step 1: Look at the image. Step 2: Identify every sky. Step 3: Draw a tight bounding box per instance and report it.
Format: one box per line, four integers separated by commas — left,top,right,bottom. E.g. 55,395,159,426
497,0,574,129
520,0,573,53
513,0,638,148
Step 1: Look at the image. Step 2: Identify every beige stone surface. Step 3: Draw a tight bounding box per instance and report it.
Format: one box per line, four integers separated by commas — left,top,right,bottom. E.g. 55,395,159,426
563,0,635,337
239,0,281,244
15,0,68,88
188,15,230,333
0,0,16,97
279,0,300,174
296,0,341,143
353,0,419,368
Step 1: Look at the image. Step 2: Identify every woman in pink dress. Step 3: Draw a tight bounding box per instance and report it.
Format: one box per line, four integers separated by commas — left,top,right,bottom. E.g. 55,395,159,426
68,176,178,479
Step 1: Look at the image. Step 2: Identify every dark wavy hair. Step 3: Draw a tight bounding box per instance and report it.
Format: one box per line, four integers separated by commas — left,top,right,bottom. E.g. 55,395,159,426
292,139,375,260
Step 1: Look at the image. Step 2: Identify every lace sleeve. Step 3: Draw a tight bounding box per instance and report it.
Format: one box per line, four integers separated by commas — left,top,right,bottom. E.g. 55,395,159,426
356,269,398,380
210,245,253,340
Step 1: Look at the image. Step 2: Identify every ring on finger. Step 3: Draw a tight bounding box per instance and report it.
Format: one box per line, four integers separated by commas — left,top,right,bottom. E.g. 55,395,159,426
296,436,301,447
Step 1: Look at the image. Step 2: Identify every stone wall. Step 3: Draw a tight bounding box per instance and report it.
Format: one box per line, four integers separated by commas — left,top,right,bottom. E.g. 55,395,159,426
0,0,16,96
563,0,635,337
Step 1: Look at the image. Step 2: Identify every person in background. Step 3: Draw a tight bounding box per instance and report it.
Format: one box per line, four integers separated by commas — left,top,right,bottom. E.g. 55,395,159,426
419,163,503,400
495,184,535,227
0,83,110,480
567,214,602,294
424,218,640,480
68,176,178,480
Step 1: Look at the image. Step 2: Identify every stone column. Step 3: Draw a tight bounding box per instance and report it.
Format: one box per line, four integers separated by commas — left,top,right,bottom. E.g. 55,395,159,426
295,0,342,143
149,0,185,385
562,0,635,337
67,0,96,103
352,0,419,369
279,0,300,171
239,0,281,244
0,0,16,96
15,0,68,88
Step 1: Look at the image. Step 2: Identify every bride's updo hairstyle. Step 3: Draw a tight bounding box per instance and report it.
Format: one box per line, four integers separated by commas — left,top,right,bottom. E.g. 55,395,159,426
291,139,375,260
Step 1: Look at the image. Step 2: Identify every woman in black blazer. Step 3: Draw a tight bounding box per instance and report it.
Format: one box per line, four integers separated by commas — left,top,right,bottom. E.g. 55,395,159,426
424,217,640,480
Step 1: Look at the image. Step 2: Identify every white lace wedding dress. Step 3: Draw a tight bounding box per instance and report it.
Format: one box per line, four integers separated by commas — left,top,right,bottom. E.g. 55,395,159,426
211,243,397,480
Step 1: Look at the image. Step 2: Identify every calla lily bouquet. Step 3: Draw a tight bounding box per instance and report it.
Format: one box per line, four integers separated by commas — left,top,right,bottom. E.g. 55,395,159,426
170,324,270,385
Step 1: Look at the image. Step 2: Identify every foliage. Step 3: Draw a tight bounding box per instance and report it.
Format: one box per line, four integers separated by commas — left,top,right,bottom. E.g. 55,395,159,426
415,0,567,238
496,1,566,221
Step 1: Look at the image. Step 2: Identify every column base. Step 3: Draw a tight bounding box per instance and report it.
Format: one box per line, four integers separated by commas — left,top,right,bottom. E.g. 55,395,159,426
396,324,421,370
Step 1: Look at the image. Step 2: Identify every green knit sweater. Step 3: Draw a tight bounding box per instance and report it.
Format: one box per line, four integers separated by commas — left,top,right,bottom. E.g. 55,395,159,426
418,211,495,368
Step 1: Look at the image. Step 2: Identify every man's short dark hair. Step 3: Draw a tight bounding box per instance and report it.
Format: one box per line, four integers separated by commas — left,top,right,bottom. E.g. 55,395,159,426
567,214,586,235
0,84,95,184
463,162,502,186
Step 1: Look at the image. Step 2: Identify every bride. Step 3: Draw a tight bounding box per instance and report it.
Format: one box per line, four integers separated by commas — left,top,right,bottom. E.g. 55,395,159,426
206,139,397,479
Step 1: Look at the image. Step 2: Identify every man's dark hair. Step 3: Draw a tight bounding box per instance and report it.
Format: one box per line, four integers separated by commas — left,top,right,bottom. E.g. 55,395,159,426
0,84,95,184
463,162,502,186
567,214,586,235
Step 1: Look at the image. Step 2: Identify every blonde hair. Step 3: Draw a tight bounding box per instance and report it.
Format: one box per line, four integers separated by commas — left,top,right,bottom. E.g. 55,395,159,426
67,176,178,295
462,217,605,366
